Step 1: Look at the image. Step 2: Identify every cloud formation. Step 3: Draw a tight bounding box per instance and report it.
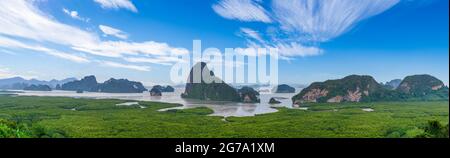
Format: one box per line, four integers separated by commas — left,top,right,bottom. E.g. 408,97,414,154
212,0,271,23
213,0,400,58
0,1,188,71
99,25,128,39
98,60,150,72
125,56,186,66
0,1,98,47
272,0,400,42
0,36,90,63
240,27,265,44
94,0,138,12
72,41,189,58
63,8,90,22
238,27,323,58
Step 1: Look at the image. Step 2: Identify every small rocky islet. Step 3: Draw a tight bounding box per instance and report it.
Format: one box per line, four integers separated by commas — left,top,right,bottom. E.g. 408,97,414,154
269,98,281,104
149,86,162,96
273,84,295,93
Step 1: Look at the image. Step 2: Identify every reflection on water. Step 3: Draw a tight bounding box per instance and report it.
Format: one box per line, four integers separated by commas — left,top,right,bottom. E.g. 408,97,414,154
15,88,299,117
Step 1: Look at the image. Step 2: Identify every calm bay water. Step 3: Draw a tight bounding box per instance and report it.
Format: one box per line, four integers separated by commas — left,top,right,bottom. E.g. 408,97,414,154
14,88,299,117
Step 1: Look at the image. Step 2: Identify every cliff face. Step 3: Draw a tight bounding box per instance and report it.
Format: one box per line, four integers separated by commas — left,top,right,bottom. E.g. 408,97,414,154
397,75,445,94
396,74,448,100
292,74,449,105
181,62,241,102
292,75,385,104
181,62,260,102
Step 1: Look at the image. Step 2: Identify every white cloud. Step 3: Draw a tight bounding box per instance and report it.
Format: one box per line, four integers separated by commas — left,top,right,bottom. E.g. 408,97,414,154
63,8,90,22
272,42,323,57
99,25,128,39
98,60,151,72
44,50,90,63
73,41,189,58
213,0,399,57
272,0,400,42
125,56,187,66
0,1,189,69
212,0,271,23
233,43,321,61
94,0,138,12
0,36,90,63
0,1,99,47
239,28,323,58
240,28,265,44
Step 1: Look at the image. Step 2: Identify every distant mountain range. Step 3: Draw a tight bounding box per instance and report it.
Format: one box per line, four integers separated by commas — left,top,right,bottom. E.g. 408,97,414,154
382,79,402,90
23,84,52,91
2,73,448,104
293,74,449,105
61,75,147,93
0,77,77,89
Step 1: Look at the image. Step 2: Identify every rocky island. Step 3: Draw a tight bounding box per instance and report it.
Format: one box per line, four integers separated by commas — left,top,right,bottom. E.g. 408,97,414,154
181,62,259,102
97,78,147,93
238,86,260,103
61,75,147,93
150,86,162,96
61,75,99,92
273,84,296,93
269,98,281,104
152,85,175,92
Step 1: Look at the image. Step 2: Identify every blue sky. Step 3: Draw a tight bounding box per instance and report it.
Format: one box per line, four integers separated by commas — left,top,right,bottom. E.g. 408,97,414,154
0,0,448,86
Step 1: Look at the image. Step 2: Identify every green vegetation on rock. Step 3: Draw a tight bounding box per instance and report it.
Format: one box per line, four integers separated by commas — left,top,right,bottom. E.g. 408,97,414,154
273,84,296,93
238,86,260,103
181,62,243,102
61,75,98,92
98,78,147,93
293,74,448,104
151,85,175,93
61,75,147,93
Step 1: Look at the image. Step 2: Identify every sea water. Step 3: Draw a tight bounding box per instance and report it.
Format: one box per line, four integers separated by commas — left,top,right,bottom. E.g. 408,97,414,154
14,88,299,117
